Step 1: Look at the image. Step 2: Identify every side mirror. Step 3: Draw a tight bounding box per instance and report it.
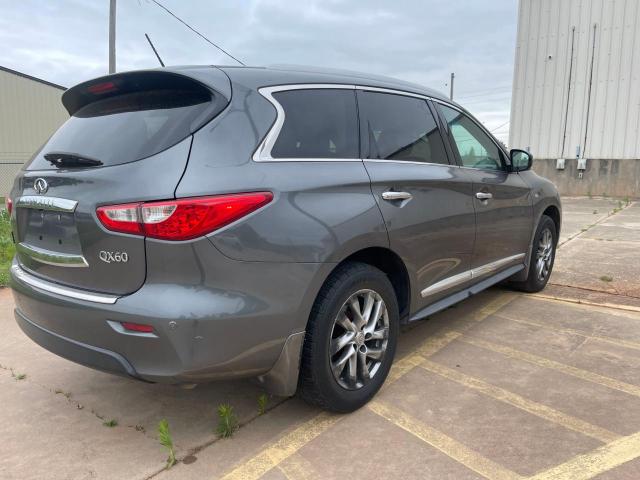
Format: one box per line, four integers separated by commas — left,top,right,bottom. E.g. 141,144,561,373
510,149,533,172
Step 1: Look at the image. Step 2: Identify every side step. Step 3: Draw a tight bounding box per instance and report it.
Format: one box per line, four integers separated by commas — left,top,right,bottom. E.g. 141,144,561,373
409,264,524,322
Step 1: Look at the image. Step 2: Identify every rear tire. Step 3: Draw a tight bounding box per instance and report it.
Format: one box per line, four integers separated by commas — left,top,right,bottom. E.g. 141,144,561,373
298,262,399,413
512,215,557,293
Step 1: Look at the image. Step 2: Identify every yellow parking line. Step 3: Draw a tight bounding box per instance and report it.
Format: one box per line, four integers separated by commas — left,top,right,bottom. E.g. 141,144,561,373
472,292,520,321
368,400,523,480
218,294,512,480
460,335,640,398
278,453,322,480
385,329,462,386
418,359,620,443
219,412,340,480
528,431,640,480
498,314,640,352
529,293,640,315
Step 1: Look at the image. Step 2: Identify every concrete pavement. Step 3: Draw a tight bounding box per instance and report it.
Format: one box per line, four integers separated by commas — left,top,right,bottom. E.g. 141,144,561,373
2,197,639,480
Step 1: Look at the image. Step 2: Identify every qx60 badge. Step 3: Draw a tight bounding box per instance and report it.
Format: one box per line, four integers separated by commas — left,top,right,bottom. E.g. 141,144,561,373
99,251,129,264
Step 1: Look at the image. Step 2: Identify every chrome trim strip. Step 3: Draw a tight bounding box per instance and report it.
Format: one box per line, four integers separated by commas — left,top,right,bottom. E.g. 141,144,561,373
472,253,525,278
421,270,472,297
11,264,118,304
17,243,89,268
16,196,78,213
421,253,526,298
365,159,454,167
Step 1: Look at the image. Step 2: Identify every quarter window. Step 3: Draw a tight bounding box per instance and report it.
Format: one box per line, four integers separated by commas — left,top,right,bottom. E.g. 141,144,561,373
357,91,448,165
439,104,503,171
270,89,359,159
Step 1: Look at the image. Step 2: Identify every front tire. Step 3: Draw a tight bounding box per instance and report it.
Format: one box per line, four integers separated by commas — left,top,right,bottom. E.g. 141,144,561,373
298,262,399,413
513,215,557,293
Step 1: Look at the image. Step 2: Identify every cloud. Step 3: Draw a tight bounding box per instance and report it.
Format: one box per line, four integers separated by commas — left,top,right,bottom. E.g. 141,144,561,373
0,0,517,137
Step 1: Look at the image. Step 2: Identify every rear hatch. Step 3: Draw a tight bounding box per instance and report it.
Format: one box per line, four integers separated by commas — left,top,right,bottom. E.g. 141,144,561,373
11,69,230,295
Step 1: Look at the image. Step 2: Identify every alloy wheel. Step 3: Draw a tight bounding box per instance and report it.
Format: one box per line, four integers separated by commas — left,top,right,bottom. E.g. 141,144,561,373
329,289,389,390
535,228,554,281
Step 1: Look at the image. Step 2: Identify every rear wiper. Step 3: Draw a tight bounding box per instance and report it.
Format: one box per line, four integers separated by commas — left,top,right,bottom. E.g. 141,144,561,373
44,152,103,168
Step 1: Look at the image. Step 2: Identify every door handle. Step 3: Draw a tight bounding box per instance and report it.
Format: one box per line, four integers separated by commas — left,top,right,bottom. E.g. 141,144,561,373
475,192,493,200
382,191,413,201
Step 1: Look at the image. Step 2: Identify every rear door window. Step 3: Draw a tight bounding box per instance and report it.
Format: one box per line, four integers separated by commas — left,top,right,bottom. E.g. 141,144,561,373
270,89,359,159
28,85,217,170
357,91,449,165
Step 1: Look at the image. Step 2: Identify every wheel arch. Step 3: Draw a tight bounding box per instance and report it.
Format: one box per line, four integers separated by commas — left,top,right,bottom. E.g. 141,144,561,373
323,247,411,322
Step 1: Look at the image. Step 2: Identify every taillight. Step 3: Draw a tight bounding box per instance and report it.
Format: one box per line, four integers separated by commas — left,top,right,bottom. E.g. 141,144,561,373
6,197,12,216
96,192,273,241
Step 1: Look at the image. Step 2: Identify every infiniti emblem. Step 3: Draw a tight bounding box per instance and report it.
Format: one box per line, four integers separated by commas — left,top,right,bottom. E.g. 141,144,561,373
34,178,48,195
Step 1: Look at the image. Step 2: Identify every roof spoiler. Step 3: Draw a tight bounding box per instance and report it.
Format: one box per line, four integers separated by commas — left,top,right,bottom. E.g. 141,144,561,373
61,67,231,116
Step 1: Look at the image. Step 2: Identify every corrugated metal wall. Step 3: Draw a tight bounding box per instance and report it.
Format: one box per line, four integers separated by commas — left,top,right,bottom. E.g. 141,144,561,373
509,0,640,160
0,68,68,195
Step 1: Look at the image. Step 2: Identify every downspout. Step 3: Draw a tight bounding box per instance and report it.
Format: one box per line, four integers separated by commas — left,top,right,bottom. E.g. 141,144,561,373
560,26,576,159
582,23,598,158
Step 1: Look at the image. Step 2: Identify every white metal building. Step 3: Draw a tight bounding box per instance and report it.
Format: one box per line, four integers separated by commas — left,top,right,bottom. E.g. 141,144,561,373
0,66,68,195
509,0,640,196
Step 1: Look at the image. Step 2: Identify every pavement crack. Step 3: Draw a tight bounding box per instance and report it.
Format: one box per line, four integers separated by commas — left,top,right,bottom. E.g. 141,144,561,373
143,396,291,480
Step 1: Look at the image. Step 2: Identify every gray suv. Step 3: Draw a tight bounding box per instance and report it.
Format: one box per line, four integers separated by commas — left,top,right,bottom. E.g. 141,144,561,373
9,65,561,412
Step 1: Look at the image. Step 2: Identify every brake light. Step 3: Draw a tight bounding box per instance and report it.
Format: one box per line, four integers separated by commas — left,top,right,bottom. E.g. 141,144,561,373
96,193,273,241
87,81,117,94
6,197,12,216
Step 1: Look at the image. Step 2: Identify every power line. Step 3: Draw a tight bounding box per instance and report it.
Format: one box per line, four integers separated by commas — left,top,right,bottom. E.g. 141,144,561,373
490,120,510,133
455,85,512,100
148,0,245,66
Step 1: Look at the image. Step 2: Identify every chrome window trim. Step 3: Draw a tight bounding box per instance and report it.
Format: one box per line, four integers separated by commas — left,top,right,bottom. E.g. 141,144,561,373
431,98,511,166
364,159,453,168
16,196,78,213
421,253,525,298
252,82,505,166
17,243,89,268
11,264,118,304
253,84,357,162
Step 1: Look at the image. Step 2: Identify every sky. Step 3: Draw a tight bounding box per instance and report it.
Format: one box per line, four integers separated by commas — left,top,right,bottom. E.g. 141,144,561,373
0,0,518,142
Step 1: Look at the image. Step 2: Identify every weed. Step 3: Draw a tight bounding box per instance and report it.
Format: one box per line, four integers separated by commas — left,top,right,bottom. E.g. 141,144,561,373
0,209,15,287
216,403,238,438
624,196,630,205
158,419,176,469
13,373,26,380
103,419,118,427
599,275,613,283
257,393,268,415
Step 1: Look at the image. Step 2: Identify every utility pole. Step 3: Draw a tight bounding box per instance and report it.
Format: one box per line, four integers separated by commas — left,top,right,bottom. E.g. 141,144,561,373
449,72,455,100
109,0,116,73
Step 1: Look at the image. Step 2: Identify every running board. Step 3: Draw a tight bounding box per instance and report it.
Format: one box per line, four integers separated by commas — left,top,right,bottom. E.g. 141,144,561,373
408,264,524,322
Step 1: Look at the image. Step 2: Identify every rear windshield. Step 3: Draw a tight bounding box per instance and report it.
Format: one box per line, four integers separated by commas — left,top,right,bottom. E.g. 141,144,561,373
28,87,214,170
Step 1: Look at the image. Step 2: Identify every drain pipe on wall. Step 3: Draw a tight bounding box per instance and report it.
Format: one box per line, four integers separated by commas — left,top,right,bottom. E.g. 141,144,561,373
578,23,598,179
560,26,576,160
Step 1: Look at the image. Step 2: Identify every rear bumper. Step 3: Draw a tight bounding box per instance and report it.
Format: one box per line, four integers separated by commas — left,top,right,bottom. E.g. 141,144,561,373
10,252,333,386
15,308,138,379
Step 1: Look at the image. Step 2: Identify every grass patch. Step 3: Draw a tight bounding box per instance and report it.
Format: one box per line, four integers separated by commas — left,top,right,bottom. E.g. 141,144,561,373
102,419,118,427
216,403,238,438
257,393,268,415
599,275,613,283
158,419,176,469
0,209,15,287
